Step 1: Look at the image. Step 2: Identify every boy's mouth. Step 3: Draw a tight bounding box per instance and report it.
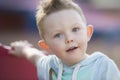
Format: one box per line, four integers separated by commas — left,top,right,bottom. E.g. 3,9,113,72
66,47,78,52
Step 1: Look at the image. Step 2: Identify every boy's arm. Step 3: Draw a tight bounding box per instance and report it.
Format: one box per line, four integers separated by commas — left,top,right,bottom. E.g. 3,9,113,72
9,40,46,65
19,47,45,65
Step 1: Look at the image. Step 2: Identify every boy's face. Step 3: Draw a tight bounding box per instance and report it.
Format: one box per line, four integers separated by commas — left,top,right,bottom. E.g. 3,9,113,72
41,9,93,66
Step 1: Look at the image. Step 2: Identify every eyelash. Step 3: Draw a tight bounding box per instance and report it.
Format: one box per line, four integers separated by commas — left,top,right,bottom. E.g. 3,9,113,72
72,27,80,32
54,33,61,38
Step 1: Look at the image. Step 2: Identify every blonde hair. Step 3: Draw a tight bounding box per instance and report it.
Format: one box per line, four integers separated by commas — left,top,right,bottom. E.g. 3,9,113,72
36,0,86,39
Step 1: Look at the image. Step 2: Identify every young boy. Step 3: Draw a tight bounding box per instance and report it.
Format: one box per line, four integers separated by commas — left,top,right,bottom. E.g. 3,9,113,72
9,0,120,80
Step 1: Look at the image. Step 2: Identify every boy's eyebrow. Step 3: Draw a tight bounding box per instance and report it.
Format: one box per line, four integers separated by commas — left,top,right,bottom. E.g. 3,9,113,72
50,29,61,35
72,23,83,27
44,28,61,37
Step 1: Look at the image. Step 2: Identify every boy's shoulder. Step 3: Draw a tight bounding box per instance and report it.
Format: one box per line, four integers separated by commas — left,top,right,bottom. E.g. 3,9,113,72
89,51,110,61
81,51,111,66
89,52,120,79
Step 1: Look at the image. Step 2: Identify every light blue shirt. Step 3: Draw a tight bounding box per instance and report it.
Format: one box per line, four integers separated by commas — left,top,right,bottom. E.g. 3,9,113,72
36,52,120,80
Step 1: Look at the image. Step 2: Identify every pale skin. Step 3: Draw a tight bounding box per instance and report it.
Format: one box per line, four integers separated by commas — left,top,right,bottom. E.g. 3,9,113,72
9,9,93,66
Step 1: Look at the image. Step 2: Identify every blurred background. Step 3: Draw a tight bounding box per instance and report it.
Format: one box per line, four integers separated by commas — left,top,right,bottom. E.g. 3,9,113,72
0,0,120,70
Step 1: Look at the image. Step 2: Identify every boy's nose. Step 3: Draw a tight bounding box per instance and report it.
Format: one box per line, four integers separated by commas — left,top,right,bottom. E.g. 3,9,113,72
66,39,73,44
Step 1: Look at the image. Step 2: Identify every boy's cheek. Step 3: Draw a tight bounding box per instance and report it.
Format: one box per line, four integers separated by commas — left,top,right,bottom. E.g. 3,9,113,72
50,43,64,53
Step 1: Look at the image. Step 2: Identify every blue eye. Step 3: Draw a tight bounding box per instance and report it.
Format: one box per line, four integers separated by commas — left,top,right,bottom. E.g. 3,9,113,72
72,27,79,32
54,33,61,38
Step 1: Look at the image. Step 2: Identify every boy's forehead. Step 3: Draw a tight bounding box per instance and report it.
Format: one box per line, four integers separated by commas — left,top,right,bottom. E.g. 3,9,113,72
43,9,85,32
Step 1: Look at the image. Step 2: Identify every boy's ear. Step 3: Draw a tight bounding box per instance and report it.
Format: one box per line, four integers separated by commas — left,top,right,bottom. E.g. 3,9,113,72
38,40,49,52
87,25,94,41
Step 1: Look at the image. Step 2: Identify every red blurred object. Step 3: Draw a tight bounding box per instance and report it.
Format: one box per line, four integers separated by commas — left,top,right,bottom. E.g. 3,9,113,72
0,43,38,80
